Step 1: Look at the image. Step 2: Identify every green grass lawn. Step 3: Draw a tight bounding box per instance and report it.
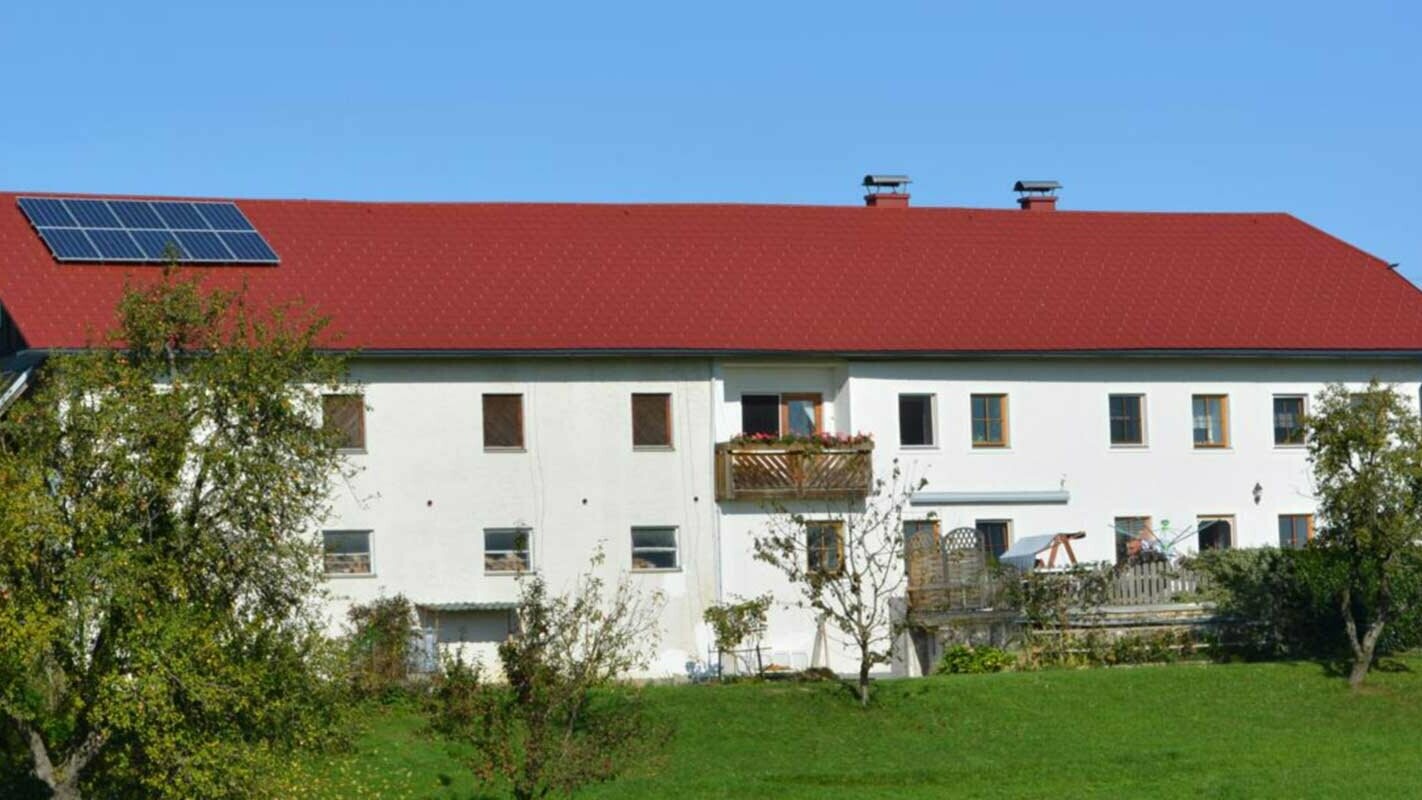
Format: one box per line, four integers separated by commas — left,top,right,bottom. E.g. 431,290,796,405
280,657,1422,799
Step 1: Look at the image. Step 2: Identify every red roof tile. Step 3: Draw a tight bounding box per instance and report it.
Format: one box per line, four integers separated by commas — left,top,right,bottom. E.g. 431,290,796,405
2,192,1421,353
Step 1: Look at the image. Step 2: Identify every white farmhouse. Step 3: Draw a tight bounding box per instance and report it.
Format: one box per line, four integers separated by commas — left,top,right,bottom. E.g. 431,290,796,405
2,179,1420,677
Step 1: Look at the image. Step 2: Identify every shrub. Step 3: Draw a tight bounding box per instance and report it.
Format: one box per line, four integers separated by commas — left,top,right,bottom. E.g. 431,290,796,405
937,644,1016,675
346,594,420,698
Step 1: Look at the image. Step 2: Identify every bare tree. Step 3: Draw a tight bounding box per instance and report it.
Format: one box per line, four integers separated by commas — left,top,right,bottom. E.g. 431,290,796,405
753,460,926,707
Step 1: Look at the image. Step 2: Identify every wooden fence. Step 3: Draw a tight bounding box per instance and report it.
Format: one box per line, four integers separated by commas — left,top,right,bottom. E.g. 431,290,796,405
1106,560,1202,605
908,556,1205,612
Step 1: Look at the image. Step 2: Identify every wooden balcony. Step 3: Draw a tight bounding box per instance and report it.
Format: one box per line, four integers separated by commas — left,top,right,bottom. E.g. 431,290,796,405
714,442,874,502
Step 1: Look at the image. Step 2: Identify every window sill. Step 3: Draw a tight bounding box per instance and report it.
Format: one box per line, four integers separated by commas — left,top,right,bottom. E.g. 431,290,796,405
1109,443,1149,450
484,570,535,577
337,448,368,456
1273,444,1307,451
1193,445,1233,451
899,444,939,451
971,444,1011,451
633,445,675,452
484,447,527,453
631,567,683,574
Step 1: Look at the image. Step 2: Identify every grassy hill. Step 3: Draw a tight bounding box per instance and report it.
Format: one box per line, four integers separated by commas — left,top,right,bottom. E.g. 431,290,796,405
278,656,1422,799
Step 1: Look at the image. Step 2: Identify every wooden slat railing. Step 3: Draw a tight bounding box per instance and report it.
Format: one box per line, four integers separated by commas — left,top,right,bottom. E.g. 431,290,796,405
714,442,873,502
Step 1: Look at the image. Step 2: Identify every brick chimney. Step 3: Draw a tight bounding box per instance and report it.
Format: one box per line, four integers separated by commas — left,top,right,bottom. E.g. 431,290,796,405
863,174,911,208
1014,180,1061,211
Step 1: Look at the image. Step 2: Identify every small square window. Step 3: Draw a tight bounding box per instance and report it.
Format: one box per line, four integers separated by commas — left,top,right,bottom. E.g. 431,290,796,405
975,520,1011,559
899,394,935,447
484,528,531,573
1278,514,1313,548
1274,396,1306,446
1198,516,1234,551
1109,394,1145,445
806,521,844,576
971,394,1009,447
483,394,524,449
1192,395,1229,448
323,530,372,575
1114,516,1152,564
632,393,673,448
323,394,365,451
631,527,679,570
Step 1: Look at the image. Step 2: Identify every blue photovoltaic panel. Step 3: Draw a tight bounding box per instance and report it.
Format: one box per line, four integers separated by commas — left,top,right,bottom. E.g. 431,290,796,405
109,200,165,228
17,196,279,264
18,197,77,227
152,201,210,230
63,199,122,228
175,231,233,261
86,229,144,260
219,231,278,261
37,228,99,259
196,203,255,231
130,230,187,260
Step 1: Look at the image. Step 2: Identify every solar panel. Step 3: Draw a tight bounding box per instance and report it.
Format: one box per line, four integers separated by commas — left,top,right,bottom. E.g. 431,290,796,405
16,196,279,265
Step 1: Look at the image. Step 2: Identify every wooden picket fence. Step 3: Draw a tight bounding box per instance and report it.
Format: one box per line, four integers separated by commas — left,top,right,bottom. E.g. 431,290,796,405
1106,560,1203,605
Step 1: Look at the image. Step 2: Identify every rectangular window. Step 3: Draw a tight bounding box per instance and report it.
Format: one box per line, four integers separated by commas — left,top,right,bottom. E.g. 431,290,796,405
482,394,524,449
323,394,365,451
631,393,673,448
1198,516,1234,551
806,521,844,576
631,527,679,570
1114,516,1152,564
1109,394,1145,445
1192,395,1229,448
899,394,935,447
781,393,822,435
1278,514,1313,549
903,519,940,548
484,528,531,573
323,530,371,576
1274,396,1306,446
975,520,1011,559
971,394,1009,447
741,394,780,436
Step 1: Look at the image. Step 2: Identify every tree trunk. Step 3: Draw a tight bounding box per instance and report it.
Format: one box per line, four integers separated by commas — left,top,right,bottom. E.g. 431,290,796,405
858,661,871,708
1349,620,1387,691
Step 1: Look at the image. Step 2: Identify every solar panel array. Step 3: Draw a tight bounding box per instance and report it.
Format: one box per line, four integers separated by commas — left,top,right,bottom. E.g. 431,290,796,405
16,197,280,264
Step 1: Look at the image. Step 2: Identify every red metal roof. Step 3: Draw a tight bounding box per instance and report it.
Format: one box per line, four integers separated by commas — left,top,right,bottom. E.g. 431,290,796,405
2,192,1421,354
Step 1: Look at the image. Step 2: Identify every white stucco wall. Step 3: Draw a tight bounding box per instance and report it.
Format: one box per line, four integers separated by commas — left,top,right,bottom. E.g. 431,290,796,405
317,354,1419,679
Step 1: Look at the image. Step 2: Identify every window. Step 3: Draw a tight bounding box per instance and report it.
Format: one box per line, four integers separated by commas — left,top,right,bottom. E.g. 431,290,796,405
323,530,371,575
1108,394,1145,445
806,521,844,576
903,519,940,548
1197,516,1234,551
631,393,673,448
323,394,365,451
1278,514,1314,549
739,393,823,436
631,527,679,570
484,528,531,573
482,394,524,449
1274,396,1306,446
1114,516,1152,564
975,520,1011,559
899,394,935,447
1192,395,1229,448
971,394,1009,447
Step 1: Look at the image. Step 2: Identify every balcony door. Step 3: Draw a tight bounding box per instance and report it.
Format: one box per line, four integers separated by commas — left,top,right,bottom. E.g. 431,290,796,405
741,393,823,436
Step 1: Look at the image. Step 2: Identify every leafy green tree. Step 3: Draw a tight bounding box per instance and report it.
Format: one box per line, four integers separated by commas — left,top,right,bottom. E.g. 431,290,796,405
1307,382,1422,689
0,270,350,798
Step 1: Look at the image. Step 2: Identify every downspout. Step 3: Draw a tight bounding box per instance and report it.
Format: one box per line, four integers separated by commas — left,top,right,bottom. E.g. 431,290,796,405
708,357,724,604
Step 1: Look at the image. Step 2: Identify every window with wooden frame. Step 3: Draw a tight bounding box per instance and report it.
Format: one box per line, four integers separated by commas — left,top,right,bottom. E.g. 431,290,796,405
970,394,1009,447
1192,394,1229,448
1197,516,1234,551
631,393,673,448
484,528,532,573
322,394,365,451
805,521,844,576
1273,395,1306,446
902,519,940,549
1114,516,1152,564
1108,394,1145,446
322,530,372,576
739,393,823,436
899,394,936,447
631,527,679,570
482,393,524,449
975,519,1011,559
1278,514,1314,549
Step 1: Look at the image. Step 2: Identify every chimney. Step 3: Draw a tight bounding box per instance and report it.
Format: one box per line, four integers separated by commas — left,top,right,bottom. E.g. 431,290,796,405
1014,179,1061,211
863,174,911,208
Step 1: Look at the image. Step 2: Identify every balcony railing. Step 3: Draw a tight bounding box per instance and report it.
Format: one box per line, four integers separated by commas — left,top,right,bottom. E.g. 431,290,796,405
714,442,874,502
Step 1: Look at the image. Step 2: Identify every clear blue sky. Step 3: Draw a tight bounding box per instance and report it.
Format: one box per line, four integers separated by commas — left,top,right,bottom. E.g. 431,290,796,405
3,2,1419,282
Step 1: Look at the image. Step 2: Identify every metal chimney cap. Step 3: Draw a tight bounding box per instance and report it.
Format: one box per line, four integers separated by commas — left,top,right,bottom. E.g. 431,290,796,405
863,174,912,189
1014,180,1061,194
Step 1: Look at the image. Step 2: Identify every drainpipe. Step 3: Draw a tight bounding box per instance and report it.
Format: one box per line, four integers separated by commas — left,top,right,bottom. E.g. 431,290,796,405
708,357,724,605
